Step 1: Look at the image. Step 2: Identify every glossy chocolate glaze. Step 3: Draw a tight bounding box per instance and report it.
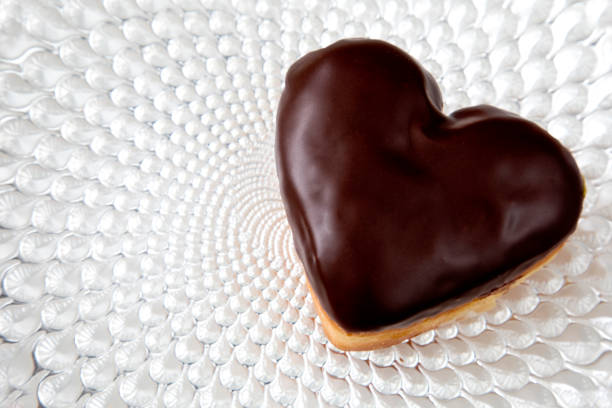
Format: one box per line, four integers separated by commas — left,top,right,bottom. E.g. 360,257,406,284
276,39,584,332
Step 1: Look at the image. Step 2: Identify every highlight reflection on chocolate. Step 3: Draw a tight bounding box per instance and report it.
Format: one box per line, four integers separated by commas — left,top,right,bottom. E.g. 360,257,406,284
276,39,584,334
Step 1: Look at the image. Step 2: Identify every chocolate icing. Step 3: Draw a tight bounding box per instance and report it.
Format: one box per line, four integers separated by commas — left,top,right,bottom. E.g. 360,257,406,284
276,39,584,333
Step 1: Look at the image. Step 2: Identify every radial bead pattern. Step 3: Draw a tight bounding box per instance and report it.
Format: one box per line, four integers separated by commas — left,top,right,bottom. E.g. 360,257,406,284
0,0,611,407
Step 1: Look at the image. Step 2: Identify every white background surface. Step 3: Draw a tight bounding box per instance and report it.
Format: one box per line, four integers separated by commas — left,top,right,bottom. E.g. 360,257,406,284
0,0,611,407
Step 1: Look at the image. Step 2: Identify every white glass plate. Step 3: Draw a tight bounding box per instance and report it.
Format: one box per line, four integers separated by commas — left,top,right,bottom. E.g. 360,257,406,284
0,0,611,407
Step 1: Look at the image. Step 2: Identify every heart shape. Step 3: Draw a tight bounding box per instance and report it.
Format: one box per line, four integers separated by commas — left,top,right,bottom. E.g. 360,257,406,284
276,40,583,342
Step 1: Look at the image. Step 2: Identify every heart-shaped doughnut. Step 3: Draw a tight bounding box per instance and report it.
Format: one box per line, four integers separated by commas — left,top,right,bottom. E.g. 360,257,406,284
276,39,584,350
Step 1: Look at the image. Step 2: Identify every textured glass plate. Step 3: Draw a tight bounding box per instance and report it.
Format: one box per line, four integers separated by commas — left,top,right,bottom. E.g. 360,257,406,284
0,0,611,407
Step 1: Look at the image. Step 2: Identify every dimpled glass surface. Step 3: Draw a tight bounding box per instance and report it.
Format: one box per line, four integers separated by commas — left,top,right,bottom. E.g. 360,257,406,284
0,0,611,407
